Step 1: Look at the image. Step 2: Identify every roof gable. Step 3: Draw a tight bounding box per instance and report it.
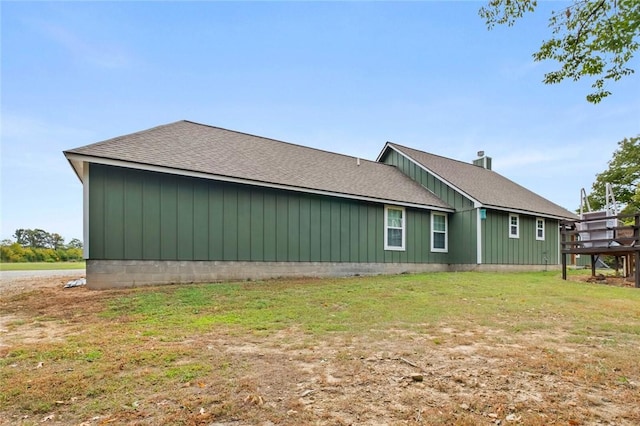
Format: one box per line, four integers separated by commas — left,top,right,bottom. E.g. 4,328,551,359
64,121,452,211
380,142,577,220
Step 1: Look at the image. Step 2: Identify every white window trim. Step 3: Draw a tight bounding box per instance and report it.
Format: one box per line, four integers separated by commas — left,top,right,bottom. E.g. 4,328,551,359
384,205,406,251
430,212,448,253
509,214,519,239
536,217,545,241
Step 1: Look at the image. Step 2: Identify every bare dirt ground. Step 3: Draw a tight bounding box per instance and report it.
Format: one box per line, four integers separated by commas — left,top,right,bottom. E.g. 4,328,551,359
1,274,639,425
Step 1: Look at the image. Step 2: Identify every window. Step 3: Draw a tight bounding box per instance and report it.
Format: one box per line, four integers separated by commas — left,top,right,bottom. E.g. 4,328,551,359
536,218,545,241
384,206,405,251
431,213,448,252
509,214,519,238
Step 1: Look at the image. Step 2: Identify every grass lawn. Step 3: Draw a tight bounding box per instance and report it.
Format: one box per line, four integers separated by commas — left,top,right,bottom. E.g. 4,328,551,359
1,271,639,425
0,261,85,271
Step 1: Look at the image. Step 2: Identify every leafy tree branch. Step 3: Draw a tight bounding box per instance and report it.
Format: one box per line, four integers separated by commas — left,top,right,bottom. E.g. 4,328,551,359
480,0,640,103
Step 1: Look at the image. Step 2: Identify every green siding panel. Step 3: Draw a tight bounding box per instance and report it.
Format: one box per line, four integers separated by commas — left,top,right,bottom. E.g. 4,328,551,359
223,186,238,261
192,181,209,260
104,170,124,258
482,210,559,265
309,197,321,261
124,173,143,259
88,164,450,265
177,180,194,260
276,194,288,261
358,205,368,262
367,206,377,262
448,210,476,264
142,173,161,260
237,189,251,261
330,202,341,262
262,192,277,261
420,213,430,263
349,205,360,262
160,177,177,260
340,203,350,262
299,197,311,262
88,164,105,259
209,185,224,260
320,200,331,261
250,190,264,261
288,197,300,261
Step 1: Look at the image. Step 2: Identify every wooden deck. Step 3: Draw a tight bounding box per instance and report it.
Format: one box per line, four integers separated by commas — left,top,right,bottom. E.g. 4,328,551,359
560,212,640,288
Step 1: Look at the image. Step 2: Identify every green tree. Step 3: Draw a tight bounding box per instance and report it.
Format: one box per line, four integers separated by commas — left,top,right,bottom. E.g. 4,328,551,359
13,229,28,246
47,233,65,250
480,0,640,103
66,238,83,249
588,135,640,213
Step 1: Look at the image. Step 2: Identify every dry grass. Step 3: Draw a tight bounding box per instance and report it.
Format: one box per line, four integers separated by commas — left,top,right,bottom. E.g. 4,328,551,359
1,271,639,425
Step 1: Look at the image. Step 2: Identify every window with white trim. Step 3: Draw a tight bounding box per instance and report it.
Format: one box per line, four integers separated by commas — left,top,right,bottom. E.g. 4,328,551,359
431,212,448,252
509,214,519,238
384,206,405,251
536,218,545,241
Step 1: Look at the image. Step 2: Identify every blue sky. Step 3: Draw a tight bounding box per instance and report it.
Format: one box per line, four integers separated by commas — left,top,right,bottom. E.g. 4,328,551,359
1,1,638,242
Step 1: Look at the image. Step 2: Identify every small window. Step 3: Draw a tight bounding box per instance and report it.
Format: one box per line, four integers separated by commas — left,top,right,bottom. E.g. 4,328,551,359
431,212,448,252
536,218,545,241
509,214,519,238
384,206,405,251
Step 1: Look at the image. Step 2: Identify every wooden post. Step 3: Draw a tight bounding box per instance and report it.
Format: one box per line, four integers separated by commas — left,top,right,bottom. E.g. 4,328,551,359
635,214,640,288
635,251,639,289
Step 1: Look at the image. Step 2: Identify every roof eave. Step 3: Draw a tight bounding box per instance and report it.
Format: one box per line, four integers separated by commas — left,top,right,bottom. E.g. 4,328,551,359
63,151,85,183
481,204,578,221
65,153,455,213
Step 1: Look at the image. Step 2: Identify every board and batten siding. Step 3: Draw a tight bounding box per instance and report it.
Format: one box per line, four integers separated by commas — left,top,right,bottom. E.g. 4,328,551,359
380,149,477,264
481,210,559,265
88,164,445,264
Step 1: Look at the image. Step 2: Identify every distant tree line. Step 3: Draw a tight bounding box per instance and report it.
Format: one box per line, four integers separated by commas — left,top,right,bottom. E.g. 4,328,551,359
1,229,83,263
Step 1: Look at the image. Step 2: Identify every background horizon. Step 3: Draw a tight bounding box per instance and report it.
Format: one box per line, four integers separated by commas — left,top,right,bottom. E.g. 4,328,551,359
2,1,638,242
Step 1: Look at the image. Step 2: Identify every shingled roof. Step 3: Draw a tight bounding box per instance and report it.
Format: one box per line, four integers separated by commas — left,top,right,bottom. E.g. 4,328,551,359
64,120,452,211
382,143,577,220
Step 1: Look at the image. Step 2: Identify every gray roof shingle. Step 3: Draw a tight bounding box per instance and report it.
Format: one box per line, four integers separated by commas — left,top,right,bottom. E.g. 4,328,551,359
385,143,577,219
65,120,451,210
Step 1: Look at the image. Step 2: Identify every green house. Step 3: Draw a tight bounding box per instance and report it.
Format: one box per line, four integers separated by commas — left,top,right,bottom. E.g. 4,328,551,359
64,120,577,289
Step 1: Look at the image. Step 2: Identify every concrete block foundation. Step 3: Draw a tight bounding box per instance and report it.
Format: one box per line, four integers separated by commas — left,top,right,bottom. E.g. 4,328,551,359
85,260,560,289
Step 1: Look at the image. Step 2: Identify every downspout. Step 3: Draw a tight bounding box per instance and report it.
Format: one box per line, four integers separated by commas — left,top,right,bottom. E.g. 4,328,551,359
476,208,482,264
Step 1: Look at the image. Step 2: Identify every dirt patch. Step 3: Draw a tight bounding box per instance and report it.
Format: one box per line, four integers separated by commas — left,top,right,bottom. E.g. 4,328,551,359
1,276,639,425
0,274,84,297
568,273,638,288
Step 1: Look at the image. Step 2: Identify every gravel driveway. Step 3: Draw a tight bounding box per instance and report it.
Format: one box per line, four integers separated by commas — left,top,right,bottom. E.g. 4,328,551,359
1,269,85,280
